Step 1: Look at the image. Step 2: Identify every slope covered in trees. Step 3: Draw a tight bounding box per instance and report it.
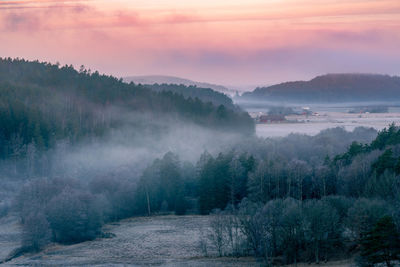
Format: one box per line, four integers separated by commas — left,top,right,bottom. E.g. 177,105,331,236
145,83,237,110
335,123,400,168
240,73,400,103
124,75,236,97
0,58,253,162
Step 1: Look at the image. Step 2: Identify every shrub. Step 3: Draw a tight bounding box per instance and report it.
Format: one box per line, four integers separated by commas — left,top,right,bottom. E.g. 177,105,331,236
46,188,103,243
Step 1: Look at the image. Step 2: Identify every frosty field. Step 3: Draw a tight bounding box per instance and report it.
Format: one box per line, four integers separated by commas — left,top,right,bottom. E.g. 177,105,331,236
256,112,400,137
1,215,258,266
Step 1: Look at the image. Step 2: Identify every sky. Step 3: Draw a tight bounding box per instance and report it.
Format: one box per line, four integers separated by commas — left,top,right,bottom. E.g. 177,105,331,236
0,0,399,87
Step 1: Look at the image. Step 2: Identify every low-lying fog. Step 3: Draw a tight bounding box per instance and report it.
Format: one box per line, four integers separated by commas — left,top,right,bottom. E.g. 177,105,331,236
237,100,400,137
256,113,400,137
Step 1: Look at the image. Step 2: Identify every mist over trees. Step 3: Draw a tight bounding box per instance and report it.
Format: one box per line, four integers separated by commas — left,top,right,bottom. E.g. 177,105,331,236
1,58,400,266
9,124,396,265
0,58,253,171
145,83,237,110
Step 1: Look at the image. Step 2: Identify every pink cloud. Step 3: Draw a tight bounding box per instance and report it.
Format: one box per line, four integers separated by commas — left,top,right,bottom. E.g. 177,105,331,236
0,0,399,84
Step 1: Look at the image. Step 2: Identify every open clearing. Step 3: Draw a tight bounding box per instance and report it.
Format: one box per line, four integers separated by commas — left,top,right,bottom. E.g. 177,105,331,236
256,112,400,137
0,215,353,266
1,215,259,266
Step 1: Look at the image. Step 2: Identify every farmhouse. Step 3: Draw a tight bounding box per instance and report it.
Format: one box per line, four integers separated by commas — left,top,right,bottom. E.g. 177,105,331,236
258,114,286,123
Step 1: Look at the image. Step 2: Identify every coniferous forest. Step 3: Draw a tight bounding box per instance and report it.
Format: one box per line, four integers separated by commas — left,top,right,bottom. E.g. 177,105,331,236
1,59,400,266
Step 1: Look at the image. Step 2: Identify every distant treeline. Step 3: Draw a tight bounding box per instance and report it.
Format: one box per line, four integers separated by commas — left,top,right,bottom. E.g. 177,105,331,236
146,83,237,110
240,73,400,103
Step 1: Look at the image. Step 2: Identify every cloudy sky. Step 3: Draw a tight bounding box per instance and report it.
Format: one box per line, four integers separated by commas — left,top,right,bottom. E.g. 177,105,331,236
1,0,399,86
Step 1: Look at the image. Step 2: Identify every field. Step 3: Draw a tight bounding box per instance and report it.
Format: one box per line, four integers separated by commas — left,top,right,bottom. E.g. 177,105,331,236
256,111,400,137
1,215,259,266
0,214,355,266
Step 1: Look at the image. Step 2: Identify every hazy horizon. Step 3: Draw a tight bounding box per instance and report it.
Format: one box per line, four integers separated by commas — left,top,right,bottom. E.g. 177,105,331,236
124,72,400,91
2,1,400,266
1,0,399,86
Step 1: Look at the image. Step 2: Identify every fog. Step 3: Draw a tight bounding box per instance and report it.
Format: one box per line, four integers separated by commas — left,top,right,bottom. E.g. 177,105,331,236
235,99,400,137
235,98,400,112
2,103,400,266
46,114,248,181
2,89,400,266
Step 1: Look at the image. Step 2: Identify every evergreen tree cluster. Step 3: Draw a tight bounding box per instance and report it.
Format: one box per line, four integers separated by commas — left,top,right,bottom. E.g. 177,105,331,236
147,83,237,111
0,58,254,164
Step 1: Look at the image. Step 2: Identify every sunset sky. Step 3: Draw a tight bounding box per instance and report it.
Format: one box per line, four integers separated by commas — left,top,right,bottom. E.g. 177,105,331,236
1,0,399,87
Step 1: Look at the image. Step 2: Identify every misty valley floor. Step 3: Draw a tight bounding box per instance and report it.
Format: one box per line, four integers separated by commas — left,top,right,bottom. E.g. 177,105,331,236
255,111,400,137
1,215,259,266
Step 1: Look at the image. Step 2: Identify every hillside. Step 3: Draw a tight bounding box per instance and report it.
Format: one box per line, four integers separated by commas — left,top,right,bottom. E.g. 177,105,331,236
124,75,236,96
143,83,237,110
0,58,254,161
240,73,400,103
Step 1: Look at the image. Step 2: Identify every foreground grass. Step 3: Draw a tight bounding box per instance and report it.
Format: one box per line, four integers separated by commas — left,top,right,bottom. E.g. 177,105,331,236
1,215,258,266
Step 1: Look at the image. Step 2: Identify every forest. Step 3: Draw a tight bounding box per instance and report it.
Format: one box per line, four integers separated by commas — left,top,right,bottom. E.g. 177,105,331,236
0,58,253,166
1,59,399,266
144,83,237,110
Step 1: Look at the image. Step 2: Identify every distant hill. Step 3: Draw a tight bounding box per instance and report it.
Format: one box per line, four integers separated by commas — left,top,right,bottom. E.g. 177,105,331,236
124,75,236,96
240,74,400,103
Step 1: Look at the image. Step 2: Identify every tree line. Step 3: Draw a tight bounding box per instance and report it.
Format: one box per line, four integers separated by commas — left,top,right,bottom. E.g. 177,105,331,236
0,58,253,178
147,83,237,111
10,125,400,266
2,58,400,266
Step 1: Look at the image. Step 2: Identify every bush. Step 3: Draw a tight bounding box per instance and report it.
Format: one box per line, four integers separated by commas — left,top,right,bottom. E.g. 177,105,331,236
46,188,103,243
14,178,104,247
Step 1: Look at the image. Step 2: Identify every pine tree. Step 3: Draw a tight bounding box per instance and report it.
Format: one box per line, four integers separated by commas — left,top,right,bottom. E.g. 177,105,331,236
360,216,400,267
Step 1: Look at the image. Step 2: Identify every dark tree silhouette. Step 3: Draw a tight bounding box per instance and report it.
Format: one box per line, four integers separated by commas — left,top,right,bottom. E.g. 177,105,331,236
361,216,400,267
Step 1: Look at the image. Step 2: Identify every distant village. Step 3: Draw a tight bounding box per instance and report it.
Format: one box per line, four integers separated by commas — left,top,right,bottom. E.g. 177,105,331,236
249,105,390,124
250,107,316,124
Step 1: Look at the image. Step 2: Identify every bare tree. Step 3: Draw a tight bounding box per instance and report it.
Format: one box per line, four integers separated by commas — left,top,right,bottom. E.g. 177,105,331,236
238,199,269,258
229,156,245,206
9,133,25,175
279,198,304,265
209,209,226,257
26,141,37,178
288,160,309,200
22,211,51,251
304,200,340,264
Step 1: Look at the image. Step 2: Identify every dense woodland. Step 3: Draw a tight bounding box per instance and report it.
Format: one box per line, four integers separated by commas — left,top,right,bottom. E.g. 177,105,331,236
0,58,253,172
9,125,400,266
1,59,400,266
145,83,236,110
